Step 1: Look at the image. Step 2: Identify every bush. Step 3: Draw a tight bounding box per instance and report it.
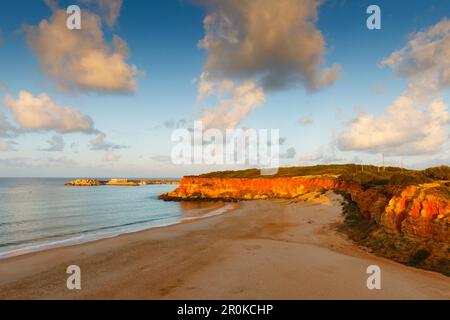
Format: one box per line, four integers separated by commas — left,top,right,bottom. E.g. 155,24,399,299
408,249,431,266
423,166,450,180
388,174,430,186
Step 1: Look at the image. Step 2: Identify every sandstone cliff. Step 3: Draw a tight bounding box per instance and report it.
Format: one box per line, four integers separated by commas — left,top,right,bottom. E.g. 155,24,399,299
160,176,449,243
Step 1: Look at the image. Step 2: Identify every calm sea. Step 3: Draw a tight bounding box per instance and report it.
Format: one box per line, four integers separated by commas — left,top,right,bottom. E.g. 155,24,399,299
0,178,229,258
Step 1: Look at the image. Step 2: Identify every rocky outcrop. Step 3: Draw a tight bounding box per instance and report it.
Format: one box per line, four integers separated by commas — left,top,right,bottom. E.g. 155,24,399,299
65,179,102,186
383,183,449,242
65,179,179,187
159,176,340,201
160,176,450,243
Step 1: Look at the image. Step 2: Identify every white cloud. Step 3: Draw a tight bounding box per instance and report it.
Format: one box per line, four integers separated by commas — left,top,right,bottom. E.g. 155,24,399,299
43,0,58,11
281,147,296,159
90,132,126,150
381,19,450,96
98,0,123,27
338,19,450,157
81,0,123,27
4,91,95,133
338,97,450,156
199,79,265,130
26,8,139,93
197,0,340,91
0,111,19,138
41,135,65,152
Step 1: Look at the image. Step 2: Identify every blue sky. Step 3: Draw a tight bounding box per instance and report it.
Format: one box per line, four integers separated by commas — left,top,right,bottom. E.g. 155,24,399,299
0,0,449,177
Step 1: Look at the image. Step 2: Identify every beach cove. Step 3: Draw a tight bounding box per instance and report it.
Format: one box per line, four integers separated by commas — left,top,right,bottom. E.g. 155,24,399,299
0,192,448,300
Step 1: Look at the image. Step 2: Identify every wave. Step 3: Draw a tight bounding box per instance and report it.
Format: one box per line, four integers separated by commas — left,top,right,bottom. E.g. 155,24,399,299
0,203,235,259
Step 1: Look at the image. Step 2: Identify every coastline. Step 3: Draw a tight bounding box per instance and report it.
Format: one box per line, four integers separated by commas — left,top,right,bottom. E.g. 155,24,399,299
0,201,236,260
0,192,448,300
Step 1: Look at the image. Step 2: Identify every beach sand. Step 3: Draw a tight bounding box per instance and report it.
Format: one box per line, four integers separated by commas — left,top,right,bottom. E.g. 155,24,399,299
0,192,448,300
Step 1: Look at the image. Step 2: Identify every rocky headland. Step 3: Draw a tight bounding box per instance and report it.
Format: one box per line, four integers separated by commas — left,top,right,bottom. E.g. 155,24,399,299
160,165,450,275
65,179,179,187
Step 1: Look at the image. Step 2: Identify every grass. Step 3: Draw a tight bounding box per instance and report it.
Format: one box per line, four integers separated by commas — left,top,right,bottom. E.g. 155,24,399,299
335,191,378,241
197,164,450,188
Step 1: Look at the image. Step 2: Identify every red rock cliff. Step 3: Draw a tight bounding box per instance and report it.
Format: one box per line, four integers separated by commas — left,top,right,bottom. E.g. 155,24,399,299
383,183,449,242
162,176,341,200
161,176,449,242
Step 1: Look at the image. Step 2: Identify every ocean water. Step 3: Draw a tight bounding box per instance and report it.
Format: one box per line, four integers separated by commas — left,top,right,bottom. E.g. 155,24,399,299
0,178,229,258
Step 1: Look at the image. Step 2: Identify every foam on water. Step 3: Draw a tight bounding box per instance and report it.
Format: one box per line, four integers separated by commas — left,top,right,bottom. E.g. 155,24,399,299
0,178,233,259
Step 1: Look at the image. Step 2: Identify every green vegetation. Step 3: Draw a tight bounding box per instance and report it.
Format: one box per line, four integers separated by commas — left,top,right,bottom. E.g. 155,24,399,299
408,249,431,267
335,191,377,241
197,164,450,190
198,164,408,178
423,165,450,180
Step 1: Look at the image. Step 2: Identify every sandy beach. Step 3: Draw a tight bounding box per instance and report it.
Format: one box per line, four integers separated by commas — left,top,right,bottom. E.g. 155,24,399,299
0,192,448,300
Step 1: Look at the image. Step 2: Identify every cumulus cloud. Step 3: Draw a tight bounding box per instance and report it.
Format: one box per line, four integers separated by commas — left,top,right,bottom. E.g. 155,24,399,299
4,91,95,133
81,0,123,28
26,8,139,93
381,19,450,97
0,112,19,138
97,0,123,27
281,147,296,159
90,132,127,150
197,0,340,92
43,0,58,11
338,19,450,157
41,135,65,152
199,79,265,130
338,98,450,156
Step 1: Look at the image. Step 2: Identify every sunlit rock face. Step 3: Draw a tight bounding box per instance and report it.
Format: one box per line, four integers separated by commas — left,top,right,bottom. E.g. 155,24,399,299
161,176,449,242
161,176,341,200
383,183,449,242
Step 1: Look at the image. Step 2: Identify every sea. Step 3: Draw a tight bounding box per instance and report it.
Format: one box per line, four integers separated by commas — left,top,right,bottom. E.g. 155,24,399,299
0,178,230,258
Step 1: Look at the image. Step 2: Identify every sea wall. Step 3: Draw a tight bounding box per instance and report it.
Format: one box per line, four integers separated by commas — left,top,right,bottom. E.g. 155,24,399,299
160,176,449,242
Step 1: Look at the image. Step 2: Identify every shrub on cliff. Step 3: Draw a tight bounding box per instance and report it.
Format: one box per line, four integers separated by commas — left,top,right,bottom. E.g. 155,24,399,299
423,166,450,180
388,174,431,187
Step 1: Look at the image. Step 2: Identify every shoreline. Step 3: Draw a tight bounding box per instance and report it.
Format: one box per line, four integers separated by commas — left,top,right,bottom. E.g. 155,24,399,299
0,201,236,261
0,192,449,299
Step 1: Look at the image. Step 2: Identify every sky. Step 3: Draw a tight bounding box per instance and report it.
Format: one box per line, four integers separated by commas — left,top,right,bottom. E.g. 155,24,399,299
0,0,449,177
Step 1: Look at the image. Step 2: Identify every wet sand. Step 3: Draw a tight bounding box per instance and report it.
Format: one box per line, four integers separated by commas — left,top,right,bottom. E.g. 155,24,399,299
0,192,449,300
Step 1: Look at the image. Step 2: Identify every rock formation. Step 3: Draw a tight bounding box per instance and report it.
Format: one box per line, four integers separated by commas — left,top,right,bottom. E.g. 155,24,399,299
64,179,102,186
160,176,449,243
